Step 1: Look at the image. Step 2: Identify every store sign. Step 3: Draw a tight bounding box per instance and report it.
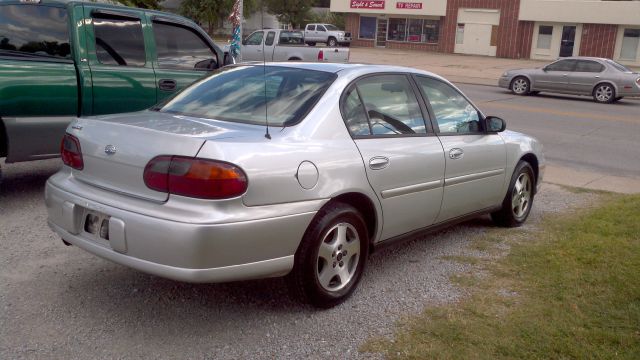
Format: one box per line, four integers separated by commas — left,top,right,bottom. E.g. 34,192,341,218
396,2,422,9
350,0,385,9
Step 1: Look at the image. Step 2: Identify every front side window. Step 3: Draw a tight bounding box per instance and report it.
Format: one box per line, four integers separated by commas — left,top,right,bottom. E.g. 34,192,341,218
546,59,576,72
416,76,481,134
0,5,70,59
159,65,336,126
359,16,376,40
388,18,407,41
574,60,604,73
245,31,263,45
317,25,326,32
153,21,216,71
93,15,145,66
341,74,426,136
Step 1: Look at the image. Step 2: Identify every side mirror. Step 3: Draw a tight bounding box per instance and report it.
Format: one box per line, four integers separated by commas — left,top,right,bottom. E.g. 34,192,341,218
485,116,506,132
241,38,247,46
542,66,548,72
194,58,218,70
223,53,235,66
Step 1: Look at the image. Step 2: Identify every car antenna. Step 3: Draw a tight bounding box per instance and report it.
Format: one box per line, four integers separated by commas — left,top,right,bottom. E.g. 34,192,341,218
261,0,271,140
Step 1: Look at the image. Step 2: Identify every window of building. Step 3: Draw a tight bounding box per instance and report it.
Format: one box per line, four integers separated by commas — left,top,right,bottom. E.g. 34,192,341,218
620,28,639,61
537,25,553,50
388,18,407,41
359,16,376,39
93,15,146,67
423,20,440,43
385,18,440,43
0,5,71,59
153,21,216,71
456,24,464,44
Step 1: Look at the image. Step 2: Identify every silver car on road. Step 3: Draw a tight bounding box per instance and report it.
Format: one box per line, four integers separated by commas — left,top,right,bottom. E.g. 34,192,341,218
46,63,544,307
499,57,640,103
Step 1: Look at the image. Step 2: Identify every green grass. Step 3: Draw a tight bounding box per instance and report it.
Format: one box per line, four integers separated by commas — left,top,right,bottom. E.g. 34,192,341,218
362,195,640,359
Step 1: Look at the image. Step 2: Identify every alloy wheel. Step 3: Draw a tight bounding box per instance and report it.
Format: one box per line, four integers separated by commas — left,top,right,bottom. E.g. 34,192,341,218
512,172,532,218
595,85,613,102
512,78,529,95
316,222,360,292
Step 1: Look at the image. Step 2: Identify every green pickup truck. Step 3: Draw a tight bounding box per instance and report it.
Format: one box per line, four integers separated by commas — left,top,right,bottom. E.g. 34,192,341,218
0,0,228,178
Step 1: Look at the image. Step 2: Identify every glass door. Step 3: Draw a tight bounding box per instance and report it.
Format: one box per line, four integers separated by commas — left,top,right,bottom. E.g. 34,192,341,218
559,25,576,57
376,18,387,48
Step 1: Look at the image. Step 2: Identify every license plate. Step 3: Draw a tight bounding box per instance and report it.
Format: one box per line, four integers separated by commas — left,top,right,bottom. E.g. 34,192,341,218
83,211,110,241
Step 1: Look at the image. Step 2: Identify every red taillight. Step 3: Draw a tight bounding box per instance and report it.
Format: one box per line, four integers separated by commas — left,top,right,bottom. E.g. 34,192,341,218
636,77,640,86
318,50,324,61
60,133,83,170
143,156,248,199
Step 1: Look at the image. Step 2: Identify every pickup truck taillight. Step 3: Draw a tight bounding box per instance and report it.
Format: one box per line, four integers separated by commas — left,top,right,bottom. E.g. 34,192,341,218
318,50,324,61
636,77,640,87
143,156,248,199
61,133,84,170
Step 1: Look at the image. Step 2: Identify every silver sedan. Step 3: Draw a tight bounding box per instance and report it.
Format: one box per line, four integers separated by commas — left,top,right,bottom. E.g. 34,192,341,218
46,63,544,307
499,56,640,103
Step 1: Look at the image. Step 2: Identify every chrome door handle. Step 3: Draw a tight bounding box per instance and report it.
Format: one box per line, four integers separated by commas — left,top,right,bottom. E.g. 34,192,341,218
449,148,464,160
369,156,389,170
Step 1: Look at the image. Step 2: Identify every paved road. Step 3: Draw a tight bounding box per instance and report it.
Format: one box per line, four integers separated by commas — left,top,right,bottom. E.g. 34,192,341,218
457,84,640,179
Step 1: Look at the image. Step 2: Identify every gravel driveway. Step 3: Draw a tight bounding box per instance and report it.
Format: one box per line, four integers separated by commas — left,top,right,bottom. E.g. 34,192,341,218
0,159,596,359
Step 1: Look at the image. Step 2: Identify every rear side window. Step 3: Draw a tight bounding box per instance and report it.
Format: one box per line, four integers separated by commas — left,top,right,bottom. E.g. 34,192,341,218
341,74,427,137
265,31,276,46
0,5,70,59
574,60,604,73
153,21,217,71
159,65,336,126
93,15,145,67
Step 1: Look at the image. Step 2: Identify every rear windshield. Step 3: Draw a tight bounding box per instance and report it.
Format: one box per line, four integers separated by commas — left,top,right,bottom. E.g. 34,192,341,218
158,65,336,126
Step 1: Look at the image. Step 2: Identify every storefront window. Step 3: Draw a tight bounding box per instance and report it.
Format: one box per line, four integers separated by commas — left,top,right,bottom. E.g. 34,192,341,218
423,20,439,43
537,25,553,50
456,24,464,44
386,18,440,43
388,18,407,41
359,16,376,40
620,28,639,61
407,19,422,42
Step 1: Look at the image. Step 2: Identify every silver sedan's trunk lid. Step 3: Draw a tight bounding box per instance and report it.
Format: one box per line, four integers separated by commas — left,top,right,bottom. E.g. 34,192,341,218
68,111,245,202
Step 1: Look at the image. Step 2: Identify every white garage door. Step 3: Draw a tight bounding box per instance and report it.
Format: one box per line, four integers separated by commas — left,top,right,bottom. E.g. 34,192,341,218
454,8,500,57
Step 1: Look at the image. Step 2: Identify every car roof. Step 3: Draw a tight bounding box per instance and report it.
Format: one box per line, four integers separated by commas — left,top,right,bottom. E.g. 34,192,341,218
555,56,610,62
254,62,445,78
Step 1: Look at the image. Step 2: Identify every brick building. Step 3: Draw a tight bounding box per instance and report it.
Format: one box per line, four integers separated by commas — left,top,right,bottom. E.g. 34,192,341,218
331,0,640,66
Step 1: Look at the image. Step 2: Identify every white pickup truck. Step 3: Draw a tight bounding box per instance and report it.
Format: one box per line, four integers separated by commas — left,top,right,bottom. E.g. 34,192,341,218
304,24,351,47
227,29,349,63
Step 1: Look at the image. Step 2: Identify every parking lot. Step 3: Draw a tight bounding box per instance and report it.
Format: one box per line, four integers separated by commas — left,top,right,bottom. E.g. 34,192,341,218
2,48,640,358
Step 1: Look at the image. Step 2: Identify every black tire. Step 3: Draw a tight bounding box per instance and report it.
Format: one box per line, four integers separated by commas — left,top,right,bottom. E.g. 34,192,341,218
286,202,369,308
327,37,337,47
530,91,540,95
510,76,530,95
593,83,615,104
614,96,623,102
306,42,316,46
491,161,535,228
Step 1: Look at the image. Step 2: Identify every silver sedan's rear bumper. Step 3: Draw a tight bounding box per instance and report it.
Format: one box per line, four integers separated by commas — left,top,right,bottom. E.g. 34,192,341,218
45,177,321,283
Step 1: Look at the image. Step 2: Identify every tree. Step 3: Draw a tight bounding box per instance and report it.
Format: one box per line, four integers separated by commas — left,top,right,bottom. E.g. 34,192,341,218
180,0,258,35
265,0,314,29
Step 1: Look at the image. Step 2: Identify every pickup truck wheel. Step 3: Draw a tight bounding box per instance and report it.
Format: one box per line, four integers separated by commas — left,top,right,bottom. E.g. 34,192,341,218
327,37,337,47
491,161,535,227
286,202,368,308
